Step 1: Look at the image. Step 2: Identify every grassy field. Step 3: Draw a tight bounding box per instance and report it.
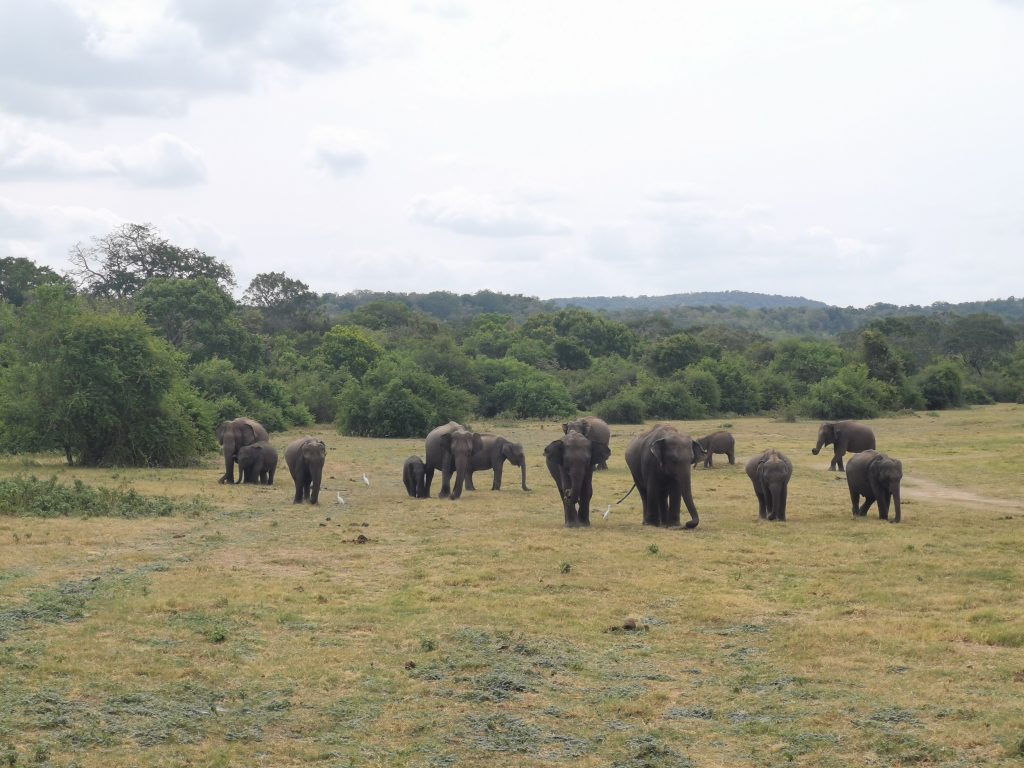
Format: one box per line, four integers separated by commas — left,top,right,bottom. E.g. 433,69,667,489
1,404,1023,767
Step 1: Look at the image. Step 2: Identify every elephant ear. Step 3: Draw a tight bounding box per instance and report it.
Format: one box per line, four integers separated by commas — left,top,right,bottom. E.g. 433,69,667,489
240,422,258,443
578,420,591,437
649,437,666,468
439,433,452,453
316,440,327,457
472,433,484,454
543,439,565,466
215,421,229,445
592,442,611,466
500,439,516,460
561,423,570,435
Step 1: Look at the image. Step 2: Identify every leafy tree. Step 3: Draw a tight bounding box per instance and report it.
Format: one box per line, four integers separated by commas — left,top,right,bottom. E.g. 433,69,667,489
694,353,761,414
858,329,906,385
917,358,966,409
462,314,516,358
522,308,637,358
645,332,707,376
683,368,721,413
1,295,211,465
68,223,235,298
470,358,574,418
564,355,638,409
633,374,704,419
506,337,557,368
942,314,1018,375
0,257,69,306
594,390,645,424
189,358,312,431
553,338,592,370
316,325,384,378
243,271,323,333
136,277,262,369
803,364,897,420
769,339,845,393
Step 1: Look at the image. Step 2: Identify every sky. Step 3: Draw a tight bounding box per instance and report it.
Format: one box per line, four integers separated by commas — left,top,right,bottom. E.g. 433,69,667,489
1,0,1023,307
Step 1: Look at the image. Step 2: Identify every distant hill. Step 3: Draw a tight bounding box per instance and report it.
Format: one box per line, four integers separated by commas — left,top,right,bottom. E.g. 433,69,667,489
552,291,828,312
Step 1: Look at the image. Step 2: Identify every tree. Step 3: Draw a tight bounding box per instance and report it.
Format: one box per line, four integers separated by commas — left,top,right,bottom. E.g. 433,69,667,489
242,271,323,333
645,332,707,376
0,257,69,306
942,314,1018,376
917,358,966,409
769,339,845,393
858,329,906,384
136,278,262,369
316,325,384,378
0,291,211,465
68,223,235,298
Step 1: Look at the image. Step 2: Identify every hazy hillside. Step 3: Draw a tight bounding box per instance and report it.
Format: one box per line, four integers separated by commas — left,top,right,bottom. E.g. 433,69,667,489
553,290,828,311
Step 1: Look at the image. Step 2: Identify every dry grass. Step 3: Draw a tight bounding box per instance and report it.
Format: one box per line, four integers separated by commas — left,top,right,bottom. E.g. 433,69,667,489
1,405,1023,766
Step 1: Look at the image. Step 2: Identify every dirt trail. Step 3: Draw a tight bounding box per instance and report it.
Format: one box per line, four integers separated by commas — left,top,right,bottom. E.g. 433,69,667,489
902,475,1024,511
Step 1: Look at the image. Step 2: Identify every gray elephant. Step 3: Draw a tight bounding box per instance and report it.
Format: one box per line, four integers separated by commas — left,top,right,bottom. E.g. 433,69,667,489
236,440,278,485
562,417,611,470
694,431,735,468
403,455,427,498
812,420,875,471
544,431,612,527
624,424,701,528
216,417,269,484
745,449,793,521
424,421,483,499
465,434,530,492
845,450,903,523
285,437,327,504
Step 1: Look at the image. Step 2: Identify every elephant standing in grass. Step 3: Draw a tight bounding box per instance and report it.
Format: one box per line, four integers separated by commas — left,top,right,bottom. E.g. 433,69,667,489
562,417,611,470
466,435,530,492
745,449,793,521
403,456,427,498
845,450,903,523
624,424,701,528
424,421,483,500
285,437,327,504
695,431,735,468
216,417,269,484
236,441,278,485
544,431,611,527
812,420,875,471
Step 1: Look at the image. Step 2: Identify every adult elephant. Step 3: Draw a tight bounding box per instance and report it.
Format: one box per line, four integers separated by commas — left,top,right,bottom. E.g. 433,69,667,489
285,437,327,504
845,450,903,523
424,421,483,500
216,417,269,484
236,441,278,485
745,449,793,521
812,420,875,471
624,424,700,528
466,434,530,492
544,431,611,527
694,431,735,468
562,417,611,470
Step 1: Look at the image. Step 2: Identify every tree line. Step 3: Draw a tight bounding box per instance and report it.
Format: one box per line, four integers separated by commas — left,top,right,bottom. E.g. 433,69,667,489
1,223,1022,467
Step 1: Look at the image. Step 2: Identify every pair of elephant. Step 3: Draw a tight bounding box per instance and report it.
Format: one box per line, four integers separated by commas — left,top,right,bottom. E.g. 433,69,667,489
544,423,704,529
421,422,529,499
216,417,326,504
812,420,902,522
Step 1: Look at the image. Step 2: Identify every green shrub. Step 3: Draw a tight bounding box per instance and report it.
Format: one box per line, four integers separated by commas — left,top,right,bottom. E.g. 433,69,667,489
917,358,966,410
594,391,645,424
634,376,705,420
803,364,898,419
0,476,208,518
683,368,721,413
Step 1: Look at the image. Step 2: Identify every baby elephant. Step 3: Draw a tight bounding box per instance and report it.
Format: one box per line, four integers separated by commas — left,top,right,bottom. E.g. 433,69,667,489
236,440,277,485
403,455,428,498
285,437,327,504
745,449,792,521
845,450,903,523
694,431,735,468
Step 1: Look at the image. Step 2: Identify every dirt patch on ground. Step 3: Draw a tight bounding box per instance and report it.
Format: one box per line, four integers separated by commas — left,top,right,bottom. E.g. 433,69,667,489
903,475,1024,511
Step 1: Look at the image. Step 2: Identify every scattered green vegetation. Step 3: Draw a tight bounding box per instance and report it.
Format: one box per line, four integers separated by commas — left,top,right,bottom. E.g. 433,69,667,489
0,476,208,519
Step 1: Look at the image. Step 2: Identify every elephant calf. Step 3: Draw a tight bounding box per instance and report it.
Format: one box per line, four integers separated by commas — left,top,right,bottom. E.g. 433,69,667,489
812,420,875,471
845,450,903,523
466,434,530,492
624,424,700,529
544,431,611,527
745,449,792,521
562,417,610,470
403,455,427,498
694,431,735,468
285,437,327,504
236,441,278,485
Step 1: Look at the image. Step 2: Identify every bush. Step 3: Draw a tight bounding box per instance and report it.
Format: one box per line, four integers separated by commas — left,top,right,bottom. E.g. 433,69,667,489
564,355,637,409
634,375,705,420
471,358,573,418
190,358,313,432
594,391,645,424
918,359,966,410
683,368,721,413
316,324,384,377
693,353,761,414
803,364,898,420
0,476,208,518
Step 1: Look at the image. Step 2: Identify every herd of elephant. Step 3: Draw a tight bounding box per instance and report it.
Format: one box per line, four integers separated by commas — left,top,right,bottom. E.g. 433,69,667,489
215,415,904,527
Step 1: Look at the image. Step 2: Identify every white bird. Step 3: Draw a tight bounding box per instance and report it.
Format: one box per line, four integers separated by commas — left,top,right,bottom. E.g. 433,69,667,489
336,493,346,505
362,473,370,487
603,504,612,521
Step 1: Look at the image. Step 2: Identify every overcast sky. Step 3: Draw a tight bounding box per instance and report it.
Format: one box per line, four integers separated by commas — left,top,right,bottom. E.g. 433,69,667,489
1,0,1022,307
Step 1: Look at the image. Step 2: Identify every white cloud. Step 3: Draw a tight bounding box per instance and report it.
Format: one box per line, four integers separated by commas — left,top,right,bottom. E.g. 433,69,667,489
0,196,122,269
307,127,370,177
0,122,206,186
412,189,572,238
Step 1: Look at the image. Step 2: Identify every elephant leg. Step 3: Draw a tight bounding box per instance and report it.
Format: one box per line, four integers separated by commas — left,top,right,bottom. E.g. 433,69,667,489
292,476,304,504
491,462,503,491
774,487,787,521
423,466,435,498
858,495,875,516
465,470,477,492
728,451,735,465
755,489,768,519
704,454,712,469
640,484,658,526
849,488,860,516
563,497,579,527
877,492,890,520
578,476,594,526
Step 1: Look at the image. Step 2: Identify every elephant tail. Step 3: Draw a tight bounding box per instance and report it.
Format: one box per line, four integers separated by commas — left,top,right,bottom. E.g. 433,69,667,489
615,483,637,505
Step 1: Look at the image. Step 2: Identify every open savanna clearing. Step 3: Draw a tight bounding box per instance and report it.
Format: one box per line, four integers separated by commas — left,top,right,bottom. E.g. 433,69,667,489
1,404,1023,767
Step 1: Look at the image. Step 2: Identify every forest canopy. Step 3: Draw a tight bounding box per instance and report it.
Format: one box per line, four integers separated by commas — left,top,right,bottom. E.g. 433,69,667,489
1,224,1022,463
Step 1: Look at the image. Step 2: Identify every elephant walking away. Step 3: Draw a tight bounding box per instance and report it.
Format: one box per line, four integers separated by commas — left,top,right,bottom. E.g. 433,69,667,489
236,441,278,485
424,421,483,499
624,424,701,528
216,417,269,484
403,456,427,498
812,420,875,471
562,417,611,470
745,449,793,521
285,437,327,504
466,434,530,492
695,431,735,468
544,431,611,527
845,450,903,523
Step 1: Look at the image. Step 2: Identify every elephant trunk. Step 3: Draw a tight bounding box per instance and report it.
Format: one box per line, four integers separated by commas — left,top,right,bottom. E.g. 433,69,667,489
520,462,529,492
891,486,901,523
451,454,470,499
222,442,236,483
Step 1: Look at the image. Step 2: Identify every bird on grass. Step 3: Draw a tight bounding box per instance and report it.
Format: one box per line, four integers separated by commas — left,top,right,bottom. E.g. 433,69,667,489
603,504,612,521
362,473,370,487
336,493,346,505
